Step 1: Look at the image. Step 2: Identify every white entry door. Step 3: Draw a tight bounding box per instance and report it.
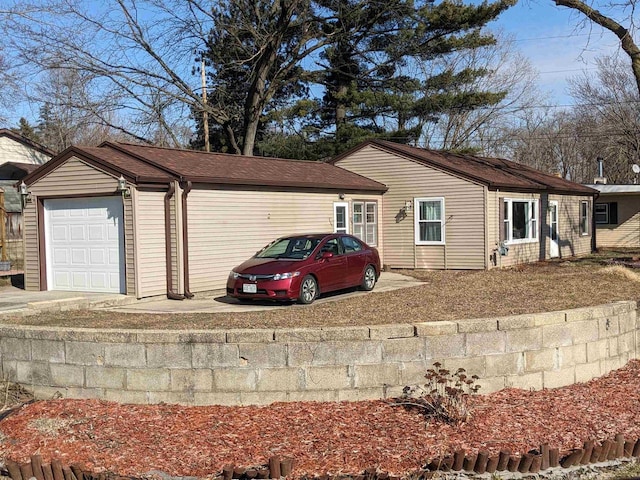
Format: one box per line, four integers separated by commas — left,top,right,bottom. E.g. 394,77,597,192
549,200,559,258
45,197,125,293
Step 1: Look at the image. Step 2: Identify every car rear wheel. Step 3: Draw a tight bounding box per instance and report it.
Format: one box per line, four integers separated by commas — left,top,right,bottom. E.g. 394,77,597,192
298,275,318,304
361,265,377,291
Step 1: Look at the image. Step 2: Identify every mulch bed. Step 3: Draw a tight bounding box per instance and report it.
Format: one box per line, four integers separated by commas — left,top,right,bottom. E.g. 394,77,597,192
1,360,640,479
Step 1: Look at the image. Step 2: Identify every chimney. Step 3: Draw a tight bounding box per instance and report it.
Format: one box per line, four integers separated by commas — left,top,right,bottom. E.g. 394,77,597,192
594,156,607,184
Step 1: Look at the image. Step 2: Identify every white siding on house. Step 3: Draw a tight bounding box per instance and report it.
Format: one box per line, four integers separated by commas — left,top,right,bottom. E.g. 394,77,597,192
135,191,167,297
186,188,382,292
336,145,486,269
595,194,640,248
0,136,50,165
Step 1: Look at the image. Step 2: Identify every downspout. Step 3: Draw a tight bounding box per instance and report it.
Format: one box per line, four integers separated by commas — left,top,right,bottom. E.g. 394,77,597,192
592,192,599,253
182,181,194,298
164,183,184,300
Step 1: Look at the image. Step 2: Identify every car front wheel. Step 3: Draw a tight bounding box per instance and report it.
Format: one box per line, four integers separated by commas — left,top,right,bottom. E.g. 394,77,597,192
298,275,318,304
361,265,377,291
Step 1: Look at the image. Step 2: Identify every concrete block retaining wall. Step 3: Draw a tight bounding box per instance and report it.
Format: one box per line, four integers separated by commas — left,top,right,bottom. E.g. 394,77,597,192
0,300,637,405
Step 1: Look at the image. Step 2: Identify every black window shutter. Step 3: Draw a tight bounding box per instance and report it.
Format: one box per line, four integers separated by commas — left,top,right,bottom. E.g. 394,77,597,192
609,202,618,225
499,197,505,242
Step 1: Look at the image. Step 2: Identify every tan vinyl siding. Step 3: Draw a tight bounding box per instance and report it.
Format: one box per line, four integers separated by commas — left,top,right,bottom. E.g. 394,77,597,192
24,157,135,293
336,145,486,269
595,195,640,247
187,189,382,292
487,191,592,267
135,191,167,297
0,136,50,165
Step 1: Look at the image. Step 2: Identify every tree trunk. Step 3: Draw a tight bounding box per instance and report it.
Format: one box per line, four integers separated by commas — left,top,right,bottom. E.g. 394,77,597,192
554,0,640,95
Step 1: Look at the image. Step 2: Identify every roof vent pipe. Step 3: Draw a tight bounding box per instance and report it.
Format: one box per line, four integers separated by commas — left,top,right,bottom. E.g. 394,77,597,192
597,157,604,178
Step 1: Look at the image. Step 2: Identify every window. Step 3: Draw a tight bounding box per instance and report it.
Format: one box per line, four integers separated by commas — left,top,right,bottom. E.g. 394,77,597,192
333,202,348,234
580,201,589,235
595,202,618,225
341,235,363,253
415,197,444,244
502,199,538,243
353,201,378,246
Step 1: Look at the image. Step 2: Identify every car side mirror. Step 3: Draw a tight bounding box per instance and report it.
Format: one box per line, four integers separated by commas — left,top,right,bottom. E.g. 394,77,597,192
321,251,333,260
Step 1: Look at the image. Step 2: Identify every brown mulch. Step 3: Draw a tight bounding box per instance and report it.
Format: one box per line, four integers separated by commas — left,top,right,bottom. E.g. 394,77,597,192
1,360,640,478
4,259,640,330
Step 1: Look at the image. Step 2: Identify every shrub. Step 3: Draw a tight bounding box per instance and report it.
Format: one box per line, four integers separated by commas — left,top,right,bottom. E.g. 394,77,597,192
398,362,480,425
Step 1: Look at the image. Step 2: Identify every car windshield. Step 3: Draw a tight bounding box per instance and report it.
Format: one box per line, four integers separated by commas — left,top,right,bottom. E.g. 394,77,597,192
255,237,323,260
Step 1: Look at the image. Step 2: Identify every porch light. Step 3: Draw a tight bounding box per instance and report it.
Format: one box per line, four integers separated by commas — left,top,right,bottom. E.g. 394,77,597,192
19,181,31,208
117,175,131,198
404,200,413,212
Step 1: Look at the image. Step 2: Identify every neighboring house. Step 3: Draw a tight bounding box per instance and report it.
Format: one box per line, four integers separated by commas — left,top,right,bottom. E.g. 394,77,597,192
19,142,386,296
0,181,25,239
331,140,597,270
0,129,54,167
586,184,640,248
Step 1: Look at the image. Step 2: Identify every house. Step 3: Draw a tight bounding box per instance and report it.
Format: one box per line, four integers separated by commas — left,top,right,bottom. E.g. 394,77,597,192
586,184,640,248
0,129,54,167
331,140,597,269
19,142,386,297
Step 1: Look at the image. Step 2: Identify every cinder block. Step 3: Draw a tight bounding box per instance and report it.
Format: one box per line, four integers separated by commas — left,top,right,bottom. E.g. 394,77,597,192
485,352,522,376
400,361,432,386
369,324,415,340
570,320,600,345
288,341,382,366
104,389,148,404
104,343,146,368
176,331,227,343
543,367,575,389
382,337,426,362
477,375,506,394
498,315,535,331
86,367,126,389
287,390,339,403
89,331,138,343
192,343,238,368
542,323,574,348
602,356,624,374
321,327,370,341
618,332,636,355
226,329,274,343
425,334,465,358
566,306,606,323
126,368,170,391
354,364,400,388
135,331,182,343
16,361,51,384
608,337,619,357
31,340,65,363
146,343,192,368
415,321,457,336
457,318,498,333
505,328,542,353
557,344,587,367
337,388,384,402
214,368,257,391
256,367,303,392
66,341,104,366
1,337,31,361
612,301,635,314
441,357,486,379
170,369,212,392
238,343,287,367
619,312,636,333
598,316,620,338
2,360,17,382
239,391,288,406
587,339,609,362
525,348,556,372
532,311,565,326
465,331,505,356
575,362,602,383
193,391,240,406
505,371,543,391
275,329,323,342
147,391,194,405
0,327,27,339
305,365,351,390
50,364,84,387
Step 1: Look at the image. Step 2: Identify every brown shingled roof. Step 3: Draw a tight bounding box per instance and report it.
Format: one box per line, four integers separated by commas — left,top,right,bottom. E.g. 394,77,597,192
102,142,387,192
332,139,597,195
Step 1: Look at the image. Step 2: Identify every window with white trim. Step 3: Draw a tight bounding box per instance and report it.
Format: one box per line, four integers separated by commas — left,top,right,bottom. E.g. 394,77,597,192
503,199,538,243
580,201,589,235
333,202,348,234
595,203,608,224
414,197,444,244
353,201,378,246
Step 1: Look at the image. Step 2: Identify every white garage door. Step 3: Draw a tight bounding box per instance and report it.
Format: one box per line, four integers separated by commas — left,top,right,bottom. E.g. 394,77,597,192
45,197,125,293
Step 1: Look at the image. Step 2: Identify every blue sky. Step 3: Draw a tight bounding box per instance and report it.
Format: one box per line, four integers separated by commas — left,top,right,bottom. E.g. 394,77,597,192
490,0,621,104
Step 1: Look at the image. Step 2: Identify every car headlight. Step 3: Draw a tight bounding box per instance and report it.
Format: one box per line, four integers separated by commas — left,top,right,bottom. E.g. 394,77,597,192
273,271,300,281
229,271,239,279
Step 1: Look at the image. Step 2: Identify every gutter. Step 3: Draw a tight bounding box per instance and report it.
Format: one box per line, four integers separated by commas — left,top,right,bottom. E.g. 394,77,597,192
164,183,184,300
181,180,194,299
592,191,599,253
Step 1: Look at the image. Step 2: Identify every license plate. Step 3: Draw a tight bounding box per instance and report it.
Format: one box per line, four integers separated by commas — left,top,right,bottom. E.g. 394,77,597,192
242,284,257,294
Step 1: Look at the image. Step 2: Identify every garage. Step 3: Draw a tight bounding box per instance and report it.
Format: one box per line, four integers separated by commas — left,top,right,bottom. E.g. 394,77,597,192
44,196,125,293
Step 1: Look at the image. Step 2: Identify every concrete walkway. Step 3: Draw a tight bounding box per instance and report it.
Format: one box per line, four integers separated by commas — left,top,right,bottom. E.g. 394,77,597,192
0,272,423,315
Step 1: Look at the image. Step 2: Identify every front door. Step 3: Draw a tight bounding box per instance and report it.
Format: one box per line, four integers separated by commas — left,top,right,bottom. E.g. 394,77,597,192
549,200,559,258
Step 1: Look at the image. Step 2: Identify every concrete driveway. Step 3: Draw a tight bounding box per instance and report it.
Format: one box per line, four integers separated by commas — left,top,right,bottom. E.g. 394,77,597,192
0,272,423,315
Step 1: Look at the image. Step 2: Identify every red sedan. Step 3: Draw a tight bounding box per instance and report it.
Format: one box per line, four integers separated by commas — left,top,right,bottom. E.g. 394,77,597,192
226,233,381,304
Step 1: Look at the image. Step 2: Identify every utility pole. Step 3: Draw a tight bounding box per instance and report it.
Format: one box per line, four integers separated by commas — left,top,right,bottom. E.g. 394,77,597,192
201,60,210,152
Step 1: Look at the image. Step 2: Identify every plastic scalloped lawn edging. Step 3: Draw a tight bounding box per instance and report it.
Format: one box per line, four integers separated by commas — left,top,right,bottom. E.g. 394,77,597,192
3,435,640,480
